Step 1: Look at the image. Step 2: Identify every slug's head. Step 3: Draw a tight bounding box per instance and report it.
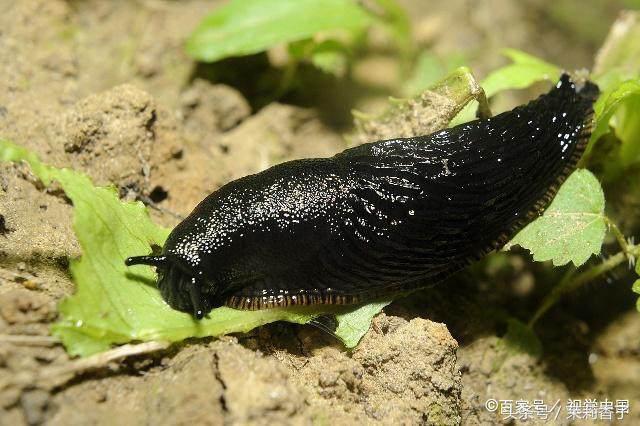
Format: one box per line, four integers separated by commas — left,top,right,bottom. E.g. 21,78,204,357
125,255,212,319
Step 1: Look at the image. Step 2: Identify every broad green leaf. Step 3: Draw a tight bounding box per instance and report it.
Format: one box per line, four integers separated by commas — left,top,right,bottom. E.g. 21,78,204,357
334,299,392,347
506,169,606,267
0,139,385,356
289,39,349,76
186,0,372,62
481,49,561,99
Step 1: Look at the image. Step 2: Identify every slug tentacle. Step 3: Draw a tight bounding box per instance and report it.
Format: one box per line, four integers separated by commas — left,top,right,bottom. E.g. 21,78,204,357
126,73,599,317
187,277,207,319
125,255,168,267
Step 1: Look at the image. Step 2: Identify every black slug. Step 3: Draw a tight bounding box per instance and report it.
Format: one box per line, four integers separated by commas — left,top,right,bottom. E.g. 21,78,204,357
126,74,599,319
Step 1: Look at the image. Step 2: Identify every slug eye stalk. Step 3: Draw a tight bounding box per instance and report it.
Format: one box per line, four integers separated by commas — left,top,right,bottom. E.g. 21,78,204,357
125,255,168,268
185,276,207,319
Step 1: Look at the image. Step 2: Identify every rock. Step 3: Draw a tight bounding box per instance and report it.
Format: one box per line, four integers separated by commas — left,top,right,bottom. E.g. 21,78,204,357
457,336,571,424
594,311,640,357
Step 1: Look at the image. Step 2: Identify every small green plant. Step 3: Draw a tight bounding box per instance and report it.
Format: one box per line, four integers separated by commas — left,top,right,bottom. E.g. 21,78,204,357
186,0,413,77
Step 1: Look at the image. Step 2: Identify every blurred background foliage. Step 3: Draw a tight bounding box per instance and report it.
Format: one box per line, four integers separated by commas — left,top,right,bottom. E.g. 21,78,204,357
186,0,639,125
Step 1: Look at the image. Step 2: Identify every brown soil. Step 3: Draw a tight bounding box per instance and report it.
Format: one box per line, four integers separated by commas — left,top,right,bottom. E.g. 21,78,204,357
1,0,638,425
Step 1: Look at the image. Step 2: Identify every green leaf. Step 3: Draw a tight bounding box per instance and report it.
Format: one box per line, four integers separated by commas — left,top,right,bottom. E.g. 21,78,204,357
289,39,350,76
0,139,386,356
587,12,640,166
186,0,373,62
310,40,349,77
588,79,640,156
506,169,606,267
585,77,640,173
334,299,392,347
0,141,57,186
481,49,561,98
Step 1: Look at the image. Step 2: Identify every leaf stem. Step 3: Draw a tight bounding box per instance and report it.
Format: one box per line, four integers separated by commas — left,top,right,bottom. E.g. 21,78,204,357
529,243,640,327
528,267,575,327
604,216,633,261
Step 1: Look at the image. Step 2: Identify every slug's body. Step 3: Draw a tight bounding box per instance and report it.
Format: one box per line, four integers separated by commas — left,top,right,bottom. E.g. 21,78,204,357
126,74,599,319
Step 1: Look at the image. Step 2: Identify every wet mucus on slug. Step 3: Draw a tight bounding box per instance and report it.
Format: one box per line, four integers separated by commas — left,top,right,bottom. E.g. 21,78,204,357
126,73,600,319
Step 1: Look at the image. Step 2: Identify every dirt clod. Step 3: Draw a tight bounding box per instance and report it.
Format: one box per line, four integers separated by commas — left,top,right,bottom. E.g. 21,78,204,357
20,389,50,425
180,79,251,133
279,314,463,425
56,84,169,191
216,339,308,424
354,90,458,145
0,289,55,325
48,340,312,426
